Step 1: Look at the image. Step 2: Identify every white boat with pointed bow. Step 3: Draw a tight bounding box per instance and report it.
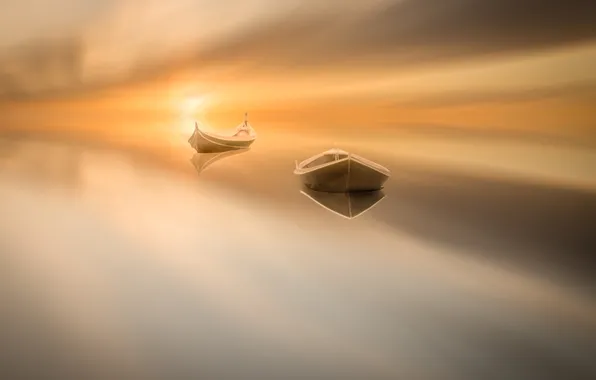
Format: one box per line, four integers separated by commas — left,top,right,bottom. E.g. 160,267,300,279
294,148,390,192
188,113,257,153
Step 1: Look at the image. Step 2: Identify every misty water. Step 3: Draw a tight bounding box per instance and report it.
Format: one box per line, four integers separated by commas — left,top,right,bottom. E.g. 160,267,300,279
1,131,595,380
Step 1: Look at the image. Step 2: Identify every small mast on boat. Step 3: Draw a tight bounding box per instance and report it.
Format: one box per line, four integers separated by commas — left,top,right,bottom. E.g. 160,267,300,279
235,112,252,135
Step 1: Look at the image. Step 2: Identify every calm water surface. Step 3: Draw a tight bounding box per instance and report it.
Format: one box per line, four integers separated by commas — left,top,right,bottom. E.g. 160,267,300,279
1,131,595,380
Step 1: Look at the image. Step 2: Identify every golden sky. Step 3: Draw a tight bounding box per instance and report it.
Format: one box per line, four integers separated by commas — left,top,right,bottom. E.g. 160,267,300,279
1,0,595,142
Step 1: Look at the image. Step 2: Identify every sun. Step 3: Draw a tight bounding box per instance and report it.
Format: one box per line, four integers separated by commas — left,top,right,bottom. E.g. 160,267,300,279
177,96,206,135
182,96,204,114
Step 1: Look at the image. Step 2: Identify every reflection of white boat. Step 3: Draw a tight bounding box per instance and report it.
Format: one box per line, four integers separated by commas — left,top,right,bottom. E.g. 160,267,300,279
188,113,257,153
190,149,249,175
294,148,390,192
301,187,386,219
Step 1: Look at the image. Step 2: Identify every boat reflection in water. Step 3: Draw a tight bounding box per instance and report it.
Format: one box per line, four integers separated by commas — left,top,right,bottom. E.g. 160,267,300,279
294,148,390,192
188,113,257,153
300,186,386,219
190,148,250,175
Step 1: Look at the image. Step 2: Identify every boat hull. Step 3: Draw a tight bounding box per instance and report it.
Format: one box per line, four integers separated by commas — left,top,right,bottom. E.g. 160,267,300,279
297,157,389,192
189,128,255,153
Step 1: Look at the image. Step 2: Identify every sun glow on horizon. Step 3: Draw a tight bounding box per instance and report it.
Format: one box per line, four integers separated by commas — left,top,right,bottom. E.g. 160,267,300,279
176,95,207,135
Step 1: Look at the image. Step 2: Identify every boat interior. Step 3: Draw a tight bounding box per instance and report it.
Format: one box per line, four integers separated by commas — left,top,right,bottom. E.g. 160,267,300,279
233,129,251,137
303,152,348,168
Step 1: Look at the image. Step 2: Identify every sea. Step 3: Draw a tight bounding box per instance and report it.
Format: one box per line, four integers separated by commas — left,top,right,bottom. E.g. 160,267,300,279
1,125,595,380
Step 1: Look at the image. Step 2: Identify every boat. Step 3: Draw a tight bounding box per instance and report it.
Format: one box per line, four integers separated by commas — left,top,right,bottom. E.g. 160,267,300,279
188,113,257,153
300,187,386,219
190,149,249,175
294,148,390,192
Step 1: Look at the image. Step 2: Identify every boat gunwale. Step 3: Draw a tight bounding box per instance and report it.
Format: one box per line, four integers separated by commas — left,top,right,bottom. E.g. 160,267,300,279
294,150,390,177
296,149,349,170
198,127,256,143
294,156,350,175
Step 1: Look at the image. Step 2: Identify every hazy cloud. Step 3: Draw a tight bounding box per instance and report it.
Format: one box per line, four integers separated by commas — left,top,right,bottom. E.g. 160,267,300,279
0,0,111,48
1,0,595,100
387,81,596,108
194,0,596,67
0,38,84,99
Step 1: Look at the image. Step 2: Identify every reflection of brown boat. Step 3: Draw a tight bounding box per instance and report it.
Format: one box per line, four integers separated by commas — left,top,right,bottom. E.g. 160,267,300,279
188,113,257,153
190,149,249,175
294,148,390,193
300,187,386,219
